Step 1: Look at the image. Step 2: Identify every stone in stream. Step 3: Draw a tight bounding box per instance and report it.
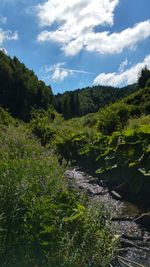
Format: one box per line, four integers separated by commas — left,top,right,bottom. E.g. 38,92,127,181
111,190,122,199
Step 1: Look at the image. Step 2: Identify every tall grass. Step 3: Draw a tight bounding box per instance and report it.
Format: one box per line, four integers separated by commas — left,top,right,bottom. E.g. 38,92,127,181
0,120,118,267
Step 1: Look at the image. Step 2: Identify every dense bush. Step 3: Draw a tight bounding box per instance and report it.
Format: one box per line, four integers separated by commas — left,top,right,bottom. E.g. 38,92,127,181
97,86,150,135
0,107,16,125
30,109,57,146
97,103,131,135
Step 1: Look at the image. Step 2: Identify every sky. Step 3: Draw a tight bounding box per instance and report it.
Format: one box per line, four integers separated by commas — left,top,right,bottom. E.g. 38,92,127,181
0,0,150,94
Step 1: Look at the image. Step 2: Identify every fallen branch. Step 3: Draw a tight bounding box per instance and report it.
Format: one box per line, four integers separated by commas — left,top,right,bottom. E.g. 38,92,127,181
118,257,134,267
121,239,150,252
121,234,143,241
111,217,134,222
117,255,145,267
134,212,150,222
117,247,133,252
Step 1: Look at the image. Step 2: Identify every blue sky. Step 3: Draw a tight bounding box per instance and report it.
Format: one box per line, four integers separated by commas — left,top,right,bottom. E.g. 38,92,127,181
0,0,150,94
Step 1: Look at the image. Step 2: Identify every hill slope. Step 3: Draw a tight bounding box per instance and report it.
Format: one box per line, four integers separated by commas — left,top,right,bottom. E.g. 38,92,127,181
55,84,137,119
0,51,54,121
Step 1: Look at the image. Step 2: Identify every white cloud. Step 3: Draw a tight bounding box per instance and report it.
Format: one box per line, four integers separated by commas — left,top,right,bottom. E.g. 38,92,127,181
94,54,150,87
48,63,69,82
0,29,18,45
0,15,7,24
0,16,18,46
119,59,129,73
36,0,119,55
37,0,118,28
44,62,93,82
36,0,150,56
0,47,8,54
84,20,150,55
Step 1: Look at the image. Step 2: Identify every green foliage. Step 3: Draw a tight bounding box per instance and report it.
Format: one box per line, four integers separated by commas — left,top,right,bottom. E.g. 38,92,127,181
57,131,88,161
128,114,150,128
95,121,150,195
138,66,150,89
97,102,131,135
146,78,150,87
0,51,54,121
58,200,119,267
55,84,136,119
1,57,150,266
30,108,57,146
0,118,118,267
1,54,150,266
98,106,121,135
0,107,16,126
97,86,150,135
82,113,98,128
28,74,150,200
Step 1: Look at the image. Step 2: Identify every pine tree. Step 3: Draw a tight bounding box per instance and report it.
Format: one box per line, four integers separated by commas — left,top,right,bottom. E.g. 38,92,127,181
138,66,150,89
63,96,70,119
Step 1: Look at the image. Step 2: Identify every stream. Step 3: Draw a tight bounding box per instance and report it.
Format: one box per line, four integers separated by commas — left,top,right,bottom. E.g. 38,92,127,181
66,168,150,267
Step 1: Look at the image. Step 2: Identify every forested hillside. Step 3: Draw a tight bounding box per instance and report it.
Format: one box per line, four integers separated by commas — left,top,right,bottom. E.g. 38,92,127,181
0,51,54,121
55,84,136,119
0,51,136,121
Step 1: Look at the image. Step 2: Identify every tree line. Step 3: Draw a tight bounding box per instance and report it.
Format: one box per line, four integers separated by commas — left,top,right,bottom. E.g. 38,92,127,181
0,50,150,121
54,84,137,119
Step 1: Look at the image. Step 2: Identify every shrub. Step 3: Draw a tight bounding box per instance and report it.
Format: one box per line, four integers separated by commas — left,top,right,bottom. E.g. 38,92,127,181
98,106,121,135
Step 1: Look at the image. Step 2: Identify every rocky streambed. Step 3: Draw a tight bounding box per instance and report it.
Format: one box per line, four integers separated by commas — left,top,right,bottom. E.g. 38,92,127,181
66,168,150,267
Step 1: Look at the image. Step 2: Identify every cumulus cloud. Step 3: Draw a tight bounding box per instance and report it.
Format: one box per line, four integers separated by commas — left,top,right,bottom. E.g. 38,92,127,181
0,15,7,24
94,55,150,87
84,20,150,55
44,62,93,82
36,0,119,55
36,0,150,56
0,29,18,45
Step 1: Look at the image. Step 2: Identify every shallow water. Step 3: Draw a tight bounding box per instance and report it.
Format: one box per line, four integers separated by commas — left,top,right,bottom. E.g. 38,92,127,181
66,169,150,267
